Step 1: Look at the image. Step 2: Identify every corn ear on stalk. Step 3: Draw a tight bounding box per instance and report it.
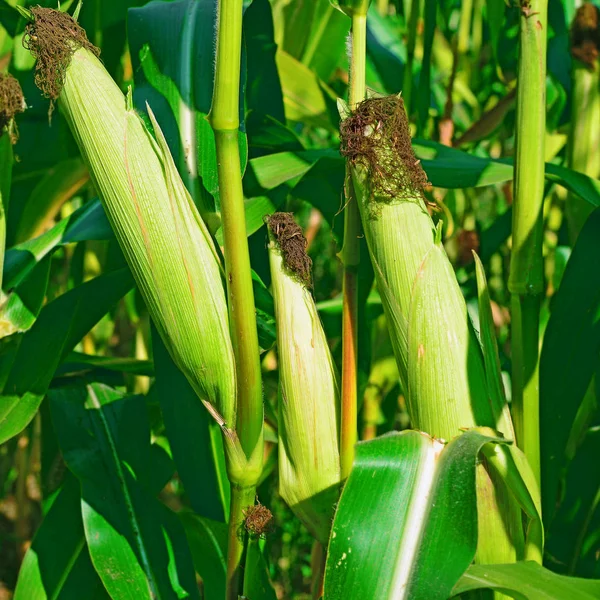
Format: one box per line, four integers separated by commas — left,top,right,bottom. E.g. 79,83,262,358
566,3,600,241
0,72,25,144
0,73,25,332
23,8,237,439
340,95,524,568
340,95,512,440
267,213,340,543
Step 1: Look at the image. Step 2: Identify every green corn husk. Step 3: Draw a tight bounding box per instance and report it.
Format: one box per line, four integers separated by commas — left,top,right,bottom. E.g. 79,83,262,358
340,95,524,569
566,3,600,241
23,9,237,437
267,213,340,543
0,72,25,332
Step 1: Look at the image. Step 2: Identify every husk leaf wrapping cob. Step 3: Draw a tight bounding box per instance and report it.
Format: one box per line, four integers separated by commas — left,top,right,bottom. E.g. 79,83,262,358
267,213,340,543
22,8,239,458
340,94,524,566
0,73,26,334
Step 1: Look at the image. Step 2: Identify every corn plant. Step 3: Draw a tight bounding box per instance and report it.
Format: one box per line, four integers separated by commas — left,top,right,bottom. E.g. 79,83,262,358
0,1,599,599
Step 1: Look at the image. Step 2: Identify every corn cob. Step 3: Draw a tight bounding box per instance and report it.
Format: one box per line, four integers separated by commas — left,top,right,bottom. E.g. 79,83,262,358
0,72,25,329
340,94,524,567
22,8,238,450
267,213,340,543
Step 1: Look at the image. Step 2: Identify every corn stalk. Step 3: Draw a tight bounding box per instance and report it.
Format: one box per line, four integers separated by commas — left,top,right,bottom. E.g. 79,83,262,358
509,0,548,488
334,0,370,479
210,0,264,596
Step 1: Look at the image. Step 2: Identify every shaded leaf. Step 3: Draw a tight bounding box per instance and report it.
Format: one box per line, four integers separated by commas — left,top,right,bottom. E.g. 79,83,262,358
14,476,109,600
153,326,229,522
546,425,600,578
540,208,600,520
179,512,228,600
243,537,277,600
0,268,133,444
50,383,199,600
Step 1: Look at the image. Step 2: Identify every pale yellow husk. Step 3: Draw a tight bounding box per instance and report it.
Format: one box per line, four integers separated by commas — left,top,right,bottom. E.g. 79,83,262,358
59,47,236,429
268,237,340,543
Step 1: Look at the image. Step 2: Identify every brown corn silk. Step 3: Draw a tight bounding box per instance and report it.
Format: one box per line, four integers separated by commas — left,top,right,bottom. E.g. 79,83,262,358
0,73,25,142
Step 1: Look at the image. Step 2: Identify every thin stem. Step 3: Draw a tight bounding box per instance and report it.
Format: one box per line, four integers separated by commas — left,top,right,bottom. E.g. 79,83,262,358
509,0,548,489
340,13,367,480
211,0,264,597
310,541,326,599
402,0,420,116
226,485,255,600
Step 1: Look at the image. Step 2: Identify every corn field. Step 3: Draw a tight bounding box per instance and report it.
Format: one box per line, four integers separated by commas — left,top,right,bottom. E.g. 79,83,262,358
0,0,599,598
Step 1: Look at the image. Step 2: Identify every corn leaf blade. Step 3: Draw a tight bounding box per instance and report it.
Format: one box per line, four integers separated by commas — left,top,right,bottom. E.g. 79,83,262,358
152,326,230,523
324,429,505,600
451,562,600,599
14,476,109,600
540,207,600,519
0,268,133,444
50,383,199,600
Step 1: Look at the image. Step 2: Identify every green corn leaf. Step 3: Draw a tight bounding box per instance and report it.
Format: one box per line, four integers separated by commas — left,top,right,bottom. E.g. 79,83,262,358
4,200,112,292
179,512,227,600
14,158,89,244
324,429,507,600
0,268,133,444
50,383,199,600
153,326,230,523
473,252,514,438
14,476,109,600
451,562,600,599
546,424,600,578
540,207,600,520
